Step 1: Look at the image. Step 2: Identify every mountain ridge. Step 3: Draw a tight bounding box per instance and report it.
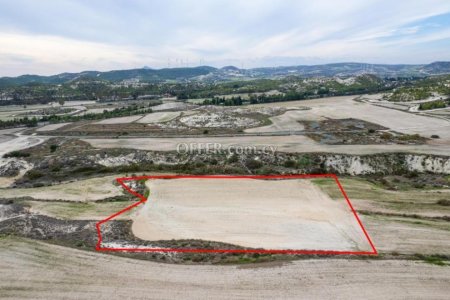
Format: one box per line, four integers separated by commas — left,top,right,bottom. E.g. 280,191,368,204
1,62,449,87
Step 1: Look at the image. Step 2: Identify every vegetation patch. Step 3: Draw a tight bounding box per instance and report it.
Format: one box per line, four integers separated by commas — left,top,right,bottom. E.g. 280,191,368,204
414,254,450,266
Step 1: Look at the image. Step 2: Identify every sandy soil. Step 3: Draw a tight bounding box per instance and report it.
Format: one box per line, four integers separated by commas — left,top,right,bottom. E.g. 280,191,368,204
0,175,123,201
1,237,449,300
36,122,72,132
132,178,371,251
136,112,181,123
95,115,143,124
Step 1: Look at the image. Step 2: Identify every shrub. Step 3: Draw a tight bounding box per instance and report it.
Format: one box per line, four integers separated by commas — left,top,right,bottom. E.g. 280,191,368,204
283,160,297,168
50,144,59,152
437,199,450,206
3,151,30,158
419,100,447,110
380,132,392,140
227,154,239,163
297,155,311,168
26,170,44,180
398,134,421,141
245,159,263,169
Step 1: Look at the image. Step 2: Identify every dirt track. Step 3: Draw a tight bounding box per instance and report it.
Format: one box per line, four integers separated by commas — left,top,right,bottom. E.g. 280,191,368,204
84,135,450,155
1,237,449,299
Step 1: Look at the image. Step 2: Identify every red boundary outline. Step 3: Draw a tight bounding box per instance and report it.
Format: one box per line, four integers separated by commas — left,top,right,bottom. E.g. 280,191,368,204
95,174,378,255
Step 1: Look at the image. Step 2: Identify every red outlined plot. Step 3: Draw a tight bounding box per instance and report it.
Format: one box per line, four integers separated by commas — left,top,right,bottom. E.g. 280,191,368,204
95,174,377,255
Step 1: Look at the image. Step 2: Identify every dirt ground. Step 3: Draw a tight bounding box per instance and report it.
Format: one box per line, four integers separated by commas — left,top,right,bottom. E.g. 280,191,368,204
250,95,450,141
132,178,371,251
136,112,181,123
84,135,450,155
23,200,135,220
36,122,72,132
364,215,450,255
95,115,143,124
244,109,306,133
0,175,123,201
1,236,449,300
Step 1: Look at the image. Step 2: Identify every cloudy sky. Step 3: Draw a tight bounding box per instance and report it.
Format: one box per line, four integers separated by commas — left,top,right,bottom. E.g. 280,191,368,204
0,0,450,76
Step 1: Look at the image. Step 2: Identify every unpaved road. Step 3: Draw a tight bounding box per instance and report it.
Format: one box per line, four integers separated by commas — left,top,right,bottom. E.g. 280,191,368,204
84,135,450,155
0,131,47,157
132,178,371,251
1,237,449,299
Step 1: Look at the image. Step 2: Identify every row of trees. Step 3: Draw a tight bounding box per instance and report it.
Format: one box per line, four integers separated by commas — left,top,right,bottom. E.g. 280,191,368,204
0,117,38,129
42,105,153,123
0,104,154,128
201,92,311,106
419,99,449,110
202,96,244,106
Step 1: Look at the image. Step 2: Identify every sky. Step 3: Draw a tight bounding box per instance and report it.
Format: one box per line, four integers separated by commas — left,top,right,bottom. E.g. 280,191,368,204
0,0,450,76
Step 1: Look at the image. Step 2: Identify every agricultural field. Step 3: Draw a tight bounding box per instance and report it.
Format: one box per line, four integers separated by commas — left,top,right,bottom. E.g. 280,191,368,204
1,66,449,299
132,178,371,251
2,1,450,297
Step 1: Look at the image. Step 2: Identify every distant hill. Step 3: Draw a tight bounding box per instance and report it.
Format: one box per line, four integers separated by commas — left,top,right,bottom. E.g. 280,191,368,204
1,62,449,87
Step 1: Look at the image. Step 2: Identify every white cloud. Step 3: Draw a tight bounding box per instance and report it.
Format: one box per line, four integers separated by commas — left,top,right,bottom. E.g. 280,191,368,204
0,0,449,75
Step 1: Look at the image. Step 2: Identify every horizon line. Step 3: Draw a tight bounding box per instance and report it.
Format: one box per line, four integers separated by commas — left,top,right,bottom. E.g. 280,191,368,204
1,60,449,79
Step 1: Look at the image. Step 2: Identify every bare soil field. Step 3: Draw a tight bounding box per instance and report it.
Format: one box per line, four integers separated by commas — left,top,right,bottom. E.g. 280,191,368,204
365,215,450,255
84,135,450,155
251,95,450,141
151,102,195,111
136,112,181,123
314,178,450,218
244,110,306,133
23,200,135,220
95,115,143,124
36,122,72,132
313,177,450,254
0,175,123,201
1,236,449,300
74,93,450,155
132,178,371,251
